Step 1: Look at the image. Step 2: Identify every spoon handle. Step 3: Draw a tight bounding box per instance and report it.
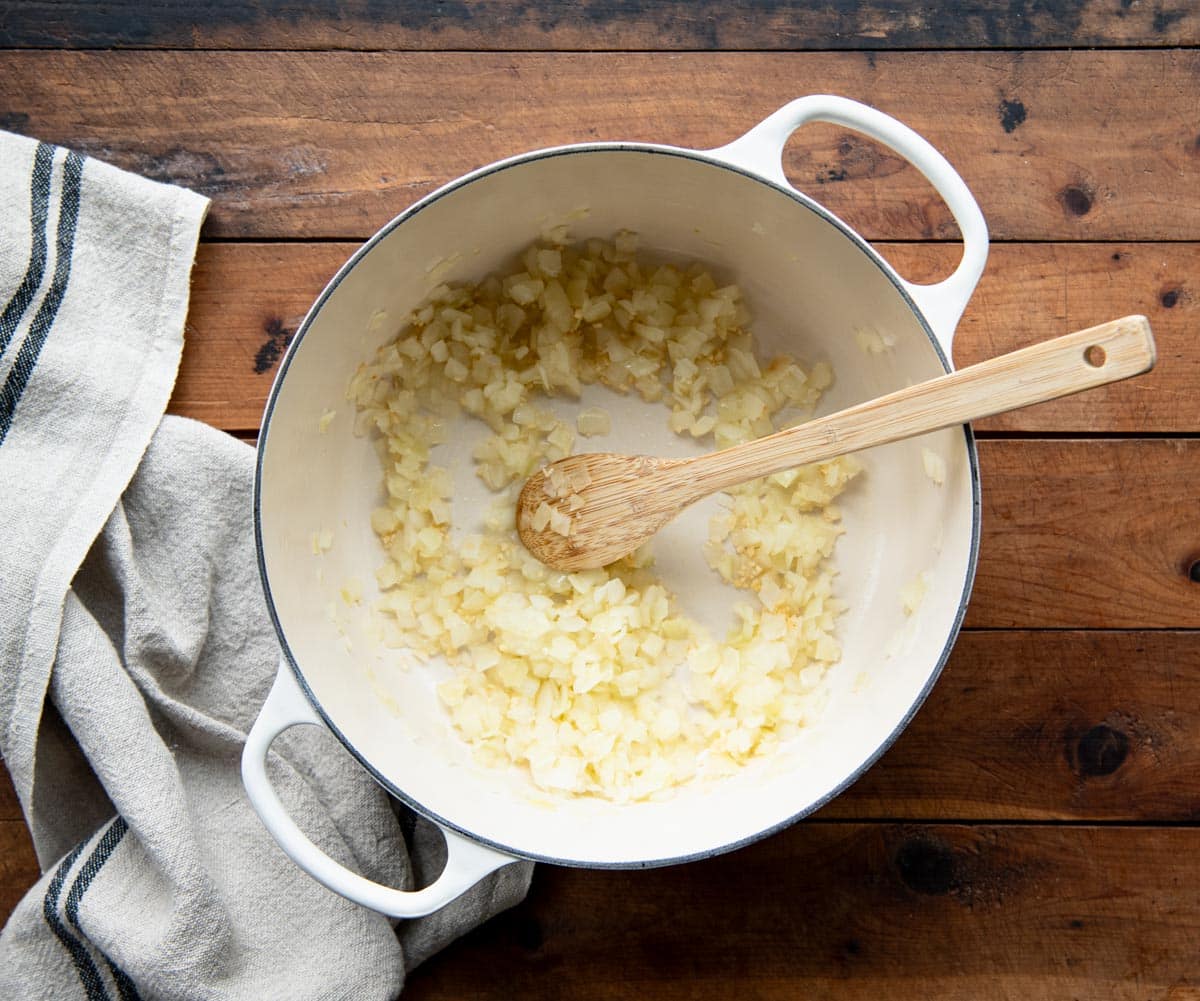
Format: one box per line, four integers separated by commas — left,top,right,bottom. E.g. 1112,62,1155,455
689,315,1156,493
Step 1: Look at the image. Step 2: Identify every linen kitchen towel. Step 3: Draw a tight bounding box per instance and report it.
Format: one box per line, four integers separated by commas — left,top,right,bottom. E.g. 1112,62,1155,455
0,132,531,1000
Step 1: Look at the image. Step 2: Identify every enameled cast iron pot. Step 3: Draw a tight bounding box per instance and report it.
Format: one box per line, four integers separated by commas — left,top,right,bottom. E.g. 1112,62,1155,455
242,96,988,916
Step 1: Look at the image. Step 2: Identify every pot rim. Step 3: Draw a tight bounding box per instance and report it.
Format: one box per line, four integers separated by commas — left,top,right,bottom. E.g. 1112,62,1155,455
253,141,983,869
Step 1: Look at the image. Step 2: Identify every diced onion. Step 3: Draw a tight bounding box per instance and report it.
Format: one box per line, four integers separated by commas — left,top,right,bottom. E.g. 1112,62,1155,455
921,447,946,486
349,233,860,802
576,406,612,437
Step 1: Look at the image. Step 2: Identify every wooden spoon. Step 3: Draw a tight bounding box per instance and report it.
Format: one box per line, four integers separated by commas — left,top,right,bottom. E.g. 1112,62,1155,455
517,315,1156,571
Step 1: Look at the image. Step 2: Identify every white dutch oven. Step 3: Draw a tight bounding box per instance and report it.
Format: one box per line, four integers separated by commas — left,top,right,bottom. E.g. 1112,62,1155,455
242,96,988,916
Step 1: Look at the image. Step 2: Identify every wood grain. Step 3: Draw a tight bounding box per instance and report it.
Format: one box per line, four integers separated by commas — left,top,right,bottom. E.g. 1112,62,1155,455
889,242,1198,432
179,242,335,425
969,439,1199,629
2,628,1199,925
3,1,1197,50
822,631,1200,821
405,824,1200,1001
175,241,1199,433
0,627,1193,820
6,815,1200,993
3,51,1199,240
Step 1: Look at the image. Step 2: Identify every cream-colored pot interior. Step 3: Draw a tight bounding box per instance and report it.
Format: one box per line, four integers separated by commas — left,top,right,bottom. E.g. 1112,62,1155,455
257,145,980,868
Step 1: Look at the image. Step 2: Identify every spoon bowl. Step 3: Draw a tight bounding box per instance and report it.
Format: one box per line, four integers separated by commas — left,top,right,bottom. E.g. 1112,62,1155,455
518,453,691,571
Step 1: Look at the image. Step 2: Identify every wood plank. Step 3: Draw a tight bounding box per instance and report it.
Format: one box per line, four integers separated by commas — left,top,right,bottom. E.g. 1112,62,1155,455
822,631,1200,821
0,821,38,926
405,825,1200,1001
3,631,1197,924
179,242,335,426
3,51,1198,240
174,241,1199,433
7,820,1200,993
0,629,1189,822
0,629,1192,842
2,643,1195,923
969,439,1198,629
887,243,1197,432
3,1,1197,50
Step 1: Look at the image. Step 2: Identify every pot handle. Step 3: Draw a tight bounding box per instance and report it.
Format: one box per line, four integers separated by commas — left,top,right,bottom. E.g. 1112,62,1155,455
241,659,520,917
709,95,988,359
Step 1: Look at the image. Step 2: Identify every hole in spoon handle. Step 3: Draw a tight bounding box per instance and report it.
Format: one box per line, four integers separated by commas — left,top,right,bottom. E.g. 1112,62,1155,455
1074,314,1155,378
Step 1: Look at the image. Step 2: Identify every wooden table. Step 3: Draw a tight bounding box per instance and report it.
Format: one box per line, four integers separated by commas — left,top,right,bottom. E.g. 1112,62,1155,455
2,4,1198,997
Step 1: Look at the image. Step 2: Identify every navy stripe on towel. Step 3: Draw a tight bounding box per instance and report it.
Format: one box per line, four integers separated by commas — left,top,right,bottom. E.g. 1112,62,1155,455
0,142,54,355
0,149,85,445
43,840,109,1001
64,818,140,1001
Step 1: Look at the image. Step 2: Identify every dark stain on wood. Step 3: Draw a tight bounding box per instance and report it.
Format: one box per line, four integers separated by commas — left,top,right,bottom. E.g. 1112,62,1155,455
70,143,240,196
892,829,1035,907
0,111,30,132
1160,287,1181,308
999,97,1027,133
15,0,303,46
6,0,1160,50
513,914,543,952
1153,8,1187,32
254,316,293,374
1111,251,1123,261
816,166,848,184
1070,918,1085,929
144,148,232,192
811,133,901,188
895,835,957,895
1059,183,1094,217
1189,558,1200,583
389,0,476,31
1069,724,1130,777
